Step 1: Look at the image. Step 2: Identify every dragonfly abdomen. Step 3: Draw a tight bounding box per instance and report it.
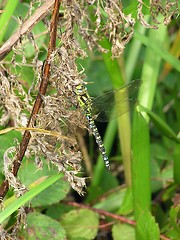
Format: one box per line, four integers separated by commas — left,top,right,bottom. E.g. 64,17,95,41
86,116,110,170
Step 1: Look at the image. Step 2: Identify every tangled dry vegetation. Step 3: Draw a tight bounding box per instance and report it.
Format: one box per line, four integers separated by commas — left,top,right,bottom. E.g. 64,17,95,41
0,0,178,197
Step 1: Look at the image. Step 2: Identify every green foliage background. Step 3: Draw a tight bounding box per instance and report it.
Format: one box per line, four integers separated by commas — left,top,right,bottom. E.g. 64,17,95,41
0,1,179,240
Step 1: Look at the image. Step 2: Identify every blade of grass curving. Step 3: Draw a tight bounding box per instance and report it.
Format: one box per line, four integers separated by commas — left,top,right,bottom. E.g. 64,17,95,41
139,105,179,143
0,0,19,44
132,20,167,239
0,174,63,224
138,26,167,118
134,31,180,72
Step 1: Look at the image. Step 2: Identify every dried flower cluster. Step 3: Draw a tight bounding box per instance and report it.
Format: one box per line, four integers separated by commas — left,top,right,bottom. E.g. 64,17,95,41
138,0,179,28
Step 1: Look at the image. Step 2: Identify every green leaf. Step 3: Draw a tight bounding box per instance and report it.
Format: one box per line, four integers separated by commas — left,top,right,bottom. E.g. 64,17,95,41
19,212,66,240
61,209,99,239
136,211,160,240
19,160,58,185
19,161,70,207
112,223,135,240
93,188,126,213
46,203,73,220
31,179,70,207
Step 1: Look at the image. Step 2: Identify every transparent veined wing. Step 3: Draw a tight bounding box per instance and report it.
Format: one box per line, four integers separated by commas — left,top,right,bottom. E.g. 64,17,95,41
91,80,142,122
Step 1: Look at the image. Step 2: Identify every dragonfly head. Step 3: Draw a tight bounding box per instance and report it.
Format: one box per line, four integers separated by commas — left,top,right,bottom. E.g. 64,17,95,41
75,84,87,95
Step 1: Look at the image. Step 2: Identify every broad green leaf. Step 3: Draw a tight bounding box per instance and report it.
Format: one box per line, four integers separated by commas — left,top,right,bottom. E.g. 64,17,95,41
31,179,70,207
19,161,70,207
136,211,160,240
61,209,99,239
19,160,58,185
46,203,73,220
19,212,66,240
112,223,135,240
93,188,126,213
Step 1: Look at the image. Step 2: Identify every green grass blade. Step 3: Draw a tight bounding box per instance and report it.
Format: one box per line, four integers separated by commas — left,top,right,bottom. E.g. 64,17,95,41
100,38,132,187
100,37,124,88
139,105,179,143
134,31,180,72
0,174,63,223
0,0,19,43
132,20,167,239
132,109,151,210
125,17,149,81
138,23,167,118
132,109,153,239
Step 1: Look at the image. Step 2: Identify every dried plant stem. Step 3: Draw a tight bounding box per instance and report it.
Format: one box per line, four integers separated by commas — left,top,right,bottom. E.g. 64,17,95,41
66,201,135,225
0,0,61,201
0,0,55,61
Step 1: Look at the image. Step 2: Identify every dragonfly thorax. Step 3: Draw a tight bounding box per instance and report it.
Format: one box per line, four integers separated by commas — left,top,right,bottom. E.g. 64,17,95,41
75,84,92,112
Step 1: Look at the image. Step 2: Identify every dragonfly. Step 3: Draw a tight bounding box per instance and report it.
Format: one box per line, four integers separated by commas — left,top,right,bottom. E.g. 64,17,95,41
75,80,142,170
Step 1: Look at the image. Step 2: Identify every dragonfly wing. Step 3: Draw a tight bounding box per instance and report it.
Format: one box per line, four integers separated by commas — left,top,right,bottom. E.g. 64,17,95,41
94,99,138,122
92,80,141,122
